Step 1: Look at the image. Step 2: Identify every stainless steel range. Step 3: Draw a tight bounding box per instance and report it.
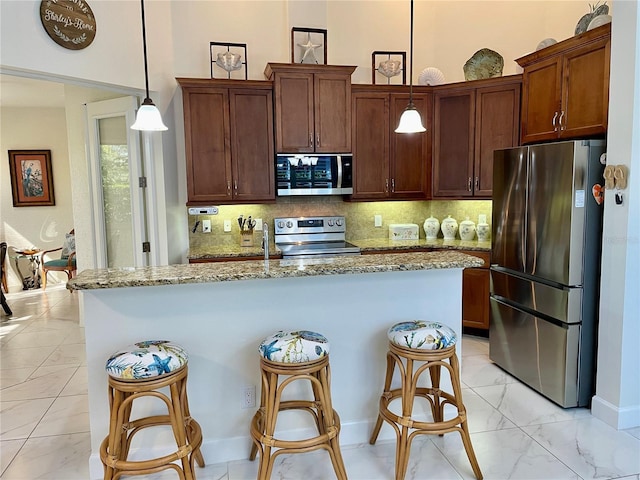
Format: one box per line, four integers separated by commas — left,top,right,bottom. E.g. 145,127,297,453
274,216,361,259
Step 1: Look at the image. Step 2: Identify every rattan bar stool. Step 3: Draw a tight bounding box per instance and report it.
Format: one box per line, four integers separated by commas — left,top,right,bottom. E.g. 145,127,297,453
370,321,482,480
100,340,205,480
249,330,347,480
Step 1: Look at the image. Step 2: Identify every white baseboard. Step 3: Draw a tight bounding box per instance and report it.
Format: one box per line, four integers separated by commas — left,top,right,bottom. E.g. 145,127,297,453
591,395,640,429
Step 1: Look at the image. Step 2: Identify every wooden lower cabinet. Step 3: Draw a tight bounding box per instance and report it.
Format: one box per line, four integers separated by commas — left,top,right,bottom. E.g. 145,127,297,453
461,251,491,330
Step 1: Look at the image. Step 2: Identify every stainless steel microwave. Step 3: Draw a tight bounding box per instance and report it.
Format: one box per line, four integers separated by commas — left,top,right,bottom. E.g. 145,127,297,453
276,154,353,196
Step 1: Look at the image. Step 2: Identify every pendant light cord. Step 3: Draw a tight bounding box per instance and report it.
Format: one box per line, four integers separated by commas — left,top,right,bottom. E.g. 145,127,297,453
140,0,151,102
409,0,414,104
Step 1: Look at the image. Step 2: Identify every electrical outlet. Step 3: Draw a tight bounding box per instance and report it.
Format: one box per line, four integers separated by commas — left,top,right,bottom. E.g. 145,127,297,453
242,385,256,409
254,218,263,231
223,220,232,232
374,215,383,227
202,219,211,233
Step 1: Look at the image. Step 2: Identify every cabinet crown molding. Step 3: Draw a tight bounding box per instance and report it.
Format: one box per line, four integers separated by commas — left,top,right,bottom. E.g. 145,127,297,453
264,63,356,80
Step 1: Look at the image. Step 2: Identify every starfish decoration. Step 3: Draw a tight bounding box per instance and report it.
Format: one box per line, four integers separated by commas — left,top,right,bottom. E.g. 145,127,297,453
297,33,322,64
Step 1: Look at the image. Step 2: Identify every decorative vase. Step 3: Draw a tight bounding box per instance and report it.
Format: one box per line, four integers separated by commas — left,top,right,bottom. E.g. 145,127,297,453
423,216,440,240
441,215,458,240
477,222,490,242
459,217,476,241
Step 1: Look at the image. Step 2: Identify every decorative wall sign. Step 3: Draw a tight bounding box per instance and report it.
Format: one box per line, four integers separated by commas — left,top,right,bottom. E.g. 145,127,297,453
210,42,248,80
372,51,406,85
39,0,97,50
8,150,56,207
291,27,327,64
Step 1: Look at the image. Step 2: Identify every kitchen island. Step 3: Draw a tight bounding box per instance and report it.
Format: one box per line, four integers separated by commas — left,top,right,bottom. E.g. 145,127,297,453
69,251,483,479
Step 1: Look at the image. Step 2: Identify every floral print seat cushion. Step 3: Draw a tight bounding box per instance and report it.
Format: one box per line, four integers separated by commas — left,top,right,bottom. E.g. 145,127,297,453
387,321,457,350
259,330,329,364
105,340,188,380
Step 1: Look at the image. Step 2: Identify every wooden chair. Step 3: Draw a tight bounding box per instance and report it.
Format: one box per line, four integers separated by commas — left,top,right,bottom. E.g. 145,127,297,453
40,229,76,290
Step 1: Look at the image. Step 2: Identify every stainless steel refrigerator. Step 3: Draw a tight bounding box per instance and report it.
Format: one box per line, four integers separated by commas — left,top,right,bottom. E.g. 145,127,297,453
490,140,606,408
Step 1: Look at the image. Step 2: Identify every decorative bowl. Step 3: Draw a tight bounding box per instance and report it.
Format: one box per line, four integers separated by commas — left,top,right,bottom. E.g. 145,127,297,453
463,48,504,81
216,52,243,72
377,59,402,78
587,14,612,31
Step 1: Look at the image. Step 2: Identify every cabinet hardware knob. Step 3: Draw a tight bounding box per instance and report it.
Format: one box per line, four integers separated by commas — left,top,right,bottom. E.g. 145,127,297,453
309,133,313,147
385,179,389,193
391,178,395,193
475,177,479,190
234,180,238,192
468,177,472,192
227,181,231,196
559,111,566,131
552,111,558,131
316,133,320,147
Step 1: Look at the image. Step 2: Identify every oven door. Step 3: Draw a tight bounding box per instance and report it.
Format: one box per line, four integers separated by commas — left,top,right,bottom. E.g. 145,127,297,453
278,241,361,259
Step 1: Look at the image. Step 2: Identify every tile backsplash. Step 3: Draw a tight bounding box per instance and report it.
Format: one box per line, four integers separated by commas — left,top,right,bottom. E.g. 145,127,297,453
188,197,492,250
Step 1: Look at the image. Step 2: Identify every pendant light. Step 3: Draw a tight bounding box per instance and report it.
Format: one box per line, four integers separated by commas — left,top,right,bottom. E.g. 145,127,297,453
131,0,168,131
395,0,426,134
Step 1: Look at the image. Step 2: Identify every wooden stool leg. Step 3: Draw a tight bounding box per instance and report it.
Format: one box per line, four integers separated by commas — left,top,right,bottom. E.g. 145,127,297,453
450,353,482,480
428,364,444,425
370,351,396,444
318,364,347,480
181,381,205,469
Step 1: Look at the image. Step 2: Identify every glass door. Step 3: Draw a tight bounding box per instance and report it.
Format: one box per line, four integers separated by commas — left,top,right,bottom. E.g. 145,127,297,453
86,97,146,268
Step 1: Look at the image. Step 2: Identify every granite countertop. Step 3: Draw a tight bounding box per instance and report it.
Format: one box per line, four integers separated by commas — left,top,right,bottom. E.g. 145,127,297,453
187,238,490,260
68,250,484,290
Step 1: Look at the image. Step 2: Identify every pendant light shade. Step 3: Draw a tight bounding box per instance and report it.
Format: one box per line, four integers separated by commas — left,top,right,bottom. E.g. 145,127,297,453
131,0,167,132
395,0,426,134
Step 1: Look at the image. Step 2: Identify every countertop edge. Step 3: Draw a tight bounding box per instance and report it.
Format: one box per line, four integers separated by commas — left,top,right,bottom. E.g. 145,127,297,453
68,251,484,291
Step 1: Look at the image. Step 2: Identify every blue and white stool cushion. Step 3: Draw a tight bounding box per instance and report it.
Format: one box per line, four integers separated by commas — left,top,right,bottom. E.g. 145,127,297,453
387,321,457,350
259,330,329,363
105,340,188,380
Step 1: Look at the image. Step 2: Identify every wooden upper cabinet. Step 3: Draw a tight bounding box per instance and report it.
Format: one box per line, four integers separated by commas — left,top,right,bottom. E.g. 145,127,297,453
433,89,475,197
350,85,431,201
390,93,431,199
474,83,521,196
351,91,389,199
433,76,521,199
518,23,610,144
177,78,275,205
265,63,356,153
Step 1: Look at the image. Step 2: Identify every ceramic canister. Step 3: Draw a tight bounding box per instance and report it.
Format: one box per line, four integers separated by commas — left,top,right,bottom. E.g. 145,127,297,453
441,215,458,240
459,217,476,241
477,223,490,242
423,216,440,239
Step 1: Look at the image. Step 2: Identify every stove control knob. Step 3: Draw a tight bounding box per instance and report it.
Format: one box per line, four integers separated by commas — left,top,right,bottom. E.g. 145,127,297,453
327,219,334,226
335,218,343,227
277,221,285,229
286,221,293,228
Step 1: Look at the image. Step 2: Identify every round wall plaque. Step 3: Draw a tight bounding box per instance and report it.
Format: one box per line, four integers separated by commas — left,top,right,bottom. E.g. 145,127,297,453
39,0,96,50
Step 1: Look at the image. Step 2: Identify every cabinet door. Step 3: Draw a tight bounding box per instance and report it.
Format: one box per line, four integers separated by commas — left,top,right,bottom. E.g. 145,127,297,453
314,73,352,153
433,90,475,197
520,56,562,144
274,73,314,153
462,267,490,329
351,92,390,199
183,88,232,203
390,93,431,199
229,89,275,203
474,84,521,197
561,37,610,138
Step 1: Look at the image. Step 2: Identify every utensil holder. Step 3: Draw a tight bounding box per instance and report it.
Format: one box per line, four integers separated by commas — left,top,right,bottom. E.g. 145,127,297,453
240,231,254,247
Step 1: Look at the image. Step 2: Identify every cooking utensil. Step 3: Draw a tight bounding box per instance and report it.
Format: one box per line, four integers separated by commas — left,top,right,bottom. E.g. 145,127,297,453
238,215,244,230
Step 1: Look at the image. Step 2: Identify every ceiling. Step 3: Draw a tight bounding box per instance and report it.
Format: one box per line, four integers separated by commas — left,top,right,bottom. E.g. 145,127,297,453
0,75,66,108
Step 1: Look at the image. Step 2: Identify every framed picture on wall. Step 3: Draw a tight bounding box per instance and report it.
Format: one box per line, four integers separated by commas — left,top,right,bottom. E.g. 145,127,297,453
291,27,327,64
8,150,55,207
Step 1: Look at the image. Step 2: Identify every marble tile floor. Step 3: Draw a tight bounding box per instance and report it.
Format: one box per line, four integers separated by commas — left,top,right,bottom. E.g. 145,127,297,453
1,285,639,480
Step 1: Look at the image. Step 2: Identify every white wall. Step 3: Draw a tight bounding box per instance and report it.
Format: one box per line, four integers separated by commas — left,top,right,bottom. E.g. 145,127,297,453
592,0,640,430
0,106,74,289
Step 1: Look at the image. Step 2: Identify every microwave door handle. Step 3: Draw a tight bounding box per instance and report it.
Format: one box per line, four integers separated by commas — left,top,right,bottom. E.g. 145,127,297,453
337,156,343,188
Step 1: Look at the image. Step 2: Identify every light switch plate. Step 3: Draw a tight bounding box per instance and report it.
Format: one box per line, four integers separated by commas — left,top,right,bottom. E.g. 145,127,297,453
254,218,263,231
223,220,232,232
202,220,211,233
374,215,383,227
